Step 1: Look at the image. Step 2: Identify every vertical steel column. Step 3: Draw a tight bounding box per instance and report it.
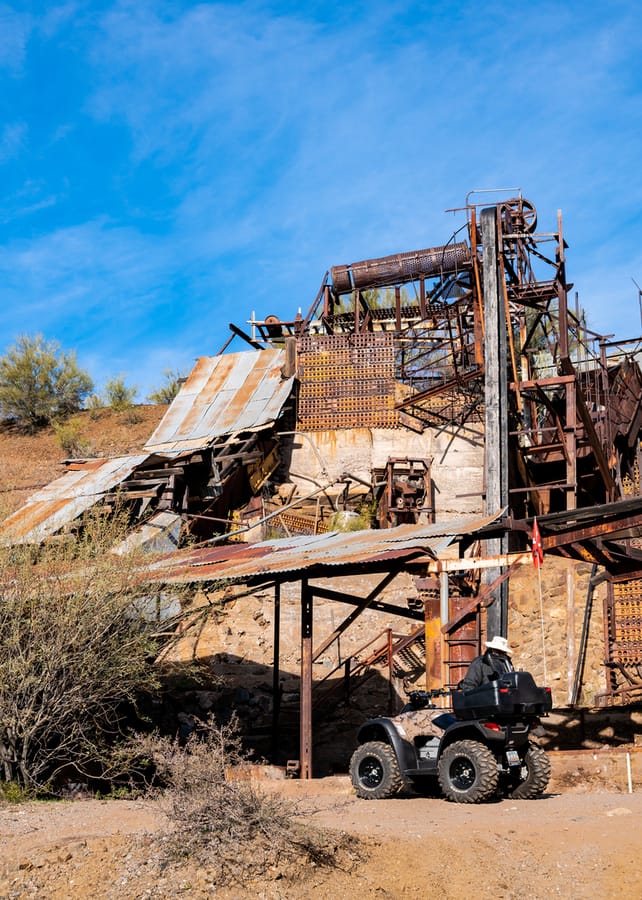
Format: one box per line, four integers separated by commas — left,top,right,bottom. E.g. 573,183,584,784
270,582,281,763
439,569,450,690
419,278,427,319
565,379,577,510
300,579,313,779
482,207,509,638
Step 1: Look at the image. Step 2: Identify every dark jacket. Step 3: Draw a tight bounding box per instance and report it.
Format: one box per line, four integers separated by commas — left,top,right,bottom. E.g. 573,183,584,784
460,650,514,692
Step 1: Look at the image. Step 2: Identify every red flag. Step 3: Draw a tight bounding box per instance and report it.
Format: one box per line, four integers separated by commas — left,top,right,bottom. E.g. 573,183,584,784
531,517,544,569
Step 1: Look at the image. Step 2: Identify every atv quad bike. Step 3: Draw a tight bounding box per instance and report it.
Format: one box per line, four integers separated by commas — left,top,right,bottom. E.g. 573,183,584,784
349,670,552,804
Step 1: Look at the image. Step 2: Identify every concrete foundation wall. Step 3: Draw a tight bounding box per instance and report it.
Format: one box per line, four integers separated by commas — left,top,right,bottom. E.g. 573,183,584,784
283,426,485,518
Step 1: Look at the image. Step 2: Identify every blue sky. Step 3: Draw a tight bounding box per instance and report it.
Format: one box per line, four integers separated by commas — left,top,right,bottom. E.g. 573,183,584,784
1,0,642,398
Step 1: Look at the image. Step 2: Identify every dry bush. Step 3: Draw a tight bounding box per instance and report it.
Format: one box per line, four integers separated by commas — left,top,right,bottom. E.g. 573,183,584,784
0,509,162,789
135,718,354,886
53,418,92,457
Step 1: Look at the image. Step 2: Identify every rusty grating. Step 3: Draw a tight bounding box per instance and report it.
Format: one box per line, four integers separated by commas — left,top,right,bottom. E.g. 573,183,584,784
145,349,295,454
297,333,398,430
601,578,642,703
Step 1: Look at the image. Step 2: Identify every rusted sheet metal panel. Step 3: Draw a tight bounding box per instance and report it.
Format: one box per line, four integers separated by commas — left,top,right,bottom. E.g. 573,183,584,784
331,242,472,294
144,350,294,453
147,513,502,585
0,455,148,545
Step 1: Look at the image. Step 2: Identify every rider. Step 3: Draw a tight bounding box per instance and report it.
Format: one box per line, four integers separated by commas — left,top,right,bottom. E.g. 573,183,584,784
460,635,514,691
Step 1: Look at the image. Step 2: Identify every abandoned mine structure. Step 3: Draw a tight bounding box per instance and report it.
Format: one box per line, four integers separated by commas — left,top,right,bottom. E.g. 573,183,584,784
3,192,642,775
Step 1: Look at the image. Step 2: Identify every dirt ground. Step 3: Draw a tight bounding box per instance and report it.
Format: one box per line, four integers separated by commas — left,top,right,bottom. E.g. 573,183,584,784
1,777,641,899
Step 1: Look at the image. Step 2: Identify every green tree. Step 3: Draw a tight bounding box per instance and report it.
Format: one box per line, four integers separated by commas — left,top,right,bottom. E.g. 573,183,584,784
147,369,183,405
0,335,93,432
103,375,138,411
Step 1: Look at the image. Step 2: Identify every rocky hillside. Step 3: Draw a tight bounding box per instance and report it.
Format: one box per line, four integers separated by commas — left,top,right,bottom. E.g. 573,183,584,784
0,405,166,516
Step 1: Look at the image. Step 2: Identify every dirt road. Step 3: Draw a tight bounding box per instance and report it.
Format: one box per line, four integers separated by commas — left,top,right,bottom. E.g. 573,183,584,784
1,779,641,898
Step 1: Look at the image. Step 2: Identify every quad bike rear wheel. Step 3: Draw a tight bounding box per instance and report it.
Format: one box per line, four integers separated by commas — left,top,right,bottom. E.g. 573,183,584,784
506,744,551,799
437,739,499,803
350,741,405,800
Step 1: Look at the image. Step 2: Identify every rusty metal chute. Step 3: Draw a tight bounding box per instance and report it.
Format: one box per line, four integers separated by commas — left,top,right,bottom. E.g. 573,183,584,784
330,241,472,294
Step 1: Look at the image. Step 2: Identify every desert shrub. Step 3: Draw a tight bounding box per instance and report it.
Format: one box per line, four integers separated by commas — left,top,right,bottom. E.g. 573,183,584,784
147,369,183,405
135,718,349,886
121,407,143,424
85,393,104,419
329,508,372,532
0,334,93,432
53,418,91,457
0,510,161,789
103,375,138,412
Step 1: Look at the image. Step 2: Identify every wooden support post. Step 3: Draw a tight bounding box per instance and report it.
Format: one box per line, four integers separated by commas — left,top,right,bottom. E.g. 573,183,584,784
300,579,313,780
424,590,442,691
482,206,509,639
271,583,281,764
283,337,297,378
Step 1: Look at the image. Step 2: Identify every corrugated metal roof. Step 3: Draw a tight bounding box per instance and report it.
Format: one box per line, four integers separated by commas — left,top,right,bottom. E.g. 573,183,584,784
147,512,502,585
0,455,148,545
144,350,294,454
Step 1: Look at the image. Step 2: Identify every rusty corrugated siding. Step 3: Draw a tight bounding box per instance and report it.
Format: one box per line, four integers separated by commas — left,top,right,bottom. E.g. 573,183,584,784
147,513,501,584
0,455,148,545
144,350,294,454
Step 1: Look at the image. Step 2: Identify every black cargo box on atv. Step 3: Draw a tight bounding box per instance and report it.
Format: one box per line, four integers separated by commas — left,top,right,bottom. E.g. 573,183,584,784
452,671,552,719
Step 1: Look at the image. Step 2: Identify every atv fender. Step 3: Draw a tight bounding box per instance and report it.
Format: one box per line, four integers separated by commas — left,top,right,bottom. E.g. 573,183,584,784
438,718,506,753
356,717,416,773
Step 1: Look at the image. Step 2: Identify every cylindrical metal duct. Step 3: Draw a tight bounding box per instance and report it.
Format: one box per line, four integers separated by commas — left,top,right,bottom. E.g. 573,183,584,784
330,241,471,294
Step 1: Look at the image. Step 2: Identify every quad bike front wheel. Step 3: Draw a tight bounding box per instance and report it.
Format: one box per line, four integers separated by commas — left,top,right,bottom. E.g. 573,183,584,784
349,741,405,800
506,744,551,799
437,739,499,803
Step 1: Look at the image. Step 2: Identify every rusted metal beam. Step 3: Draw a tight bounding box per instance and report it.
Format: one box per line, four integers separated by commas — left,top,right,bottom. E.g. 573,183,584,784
300,579,313,780
560,357,616,498
540,513,642,549
440,559,523,634
311,570,398,661
310,584,424,621
227,322,263,350
394,367,482,409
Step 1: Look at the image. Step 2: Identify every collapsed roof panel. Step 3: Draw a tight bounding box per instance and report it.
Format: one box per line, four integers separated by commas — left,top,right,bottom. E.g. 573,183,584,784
144,349,294,454
0,455,148,545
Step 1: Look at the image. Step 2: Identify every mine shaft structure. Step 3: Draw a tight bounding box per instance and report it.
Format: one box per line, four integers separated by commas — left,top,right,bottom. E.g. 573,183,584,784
245,195,642,704
253,196,639,519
